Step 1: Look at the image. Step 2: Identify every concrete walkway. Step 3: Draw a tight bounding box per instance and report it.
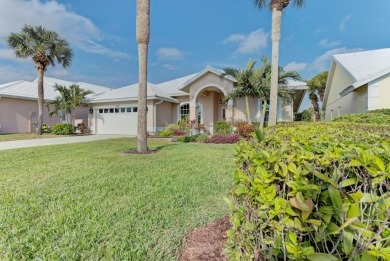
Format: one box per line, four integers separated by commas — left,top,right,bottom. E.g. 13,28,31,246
0,135,132,151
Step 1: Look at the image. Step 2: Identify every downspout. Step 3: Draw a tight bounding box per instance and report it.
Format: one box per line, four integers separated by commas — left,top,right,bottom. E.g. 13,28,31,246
154,99,164,134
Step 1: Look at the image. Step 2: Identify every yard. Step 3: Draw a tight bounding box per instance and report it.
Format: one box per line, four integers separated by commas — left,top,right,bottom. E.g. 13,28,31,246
0,133,59,142
0,138,235,260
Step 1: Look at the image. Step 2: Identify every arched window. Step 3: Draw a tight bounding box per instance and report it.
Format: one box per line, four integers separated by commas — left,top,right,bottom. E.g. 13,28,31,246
179,103,190,119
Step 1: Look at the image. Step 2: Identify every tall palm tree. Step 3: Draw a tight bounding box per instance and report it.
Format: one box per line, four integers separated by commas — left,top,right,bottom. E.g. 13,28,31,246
7,25,72,135
306,71,328,121
69,84,93,125
253,0,305,126
136,0,150,153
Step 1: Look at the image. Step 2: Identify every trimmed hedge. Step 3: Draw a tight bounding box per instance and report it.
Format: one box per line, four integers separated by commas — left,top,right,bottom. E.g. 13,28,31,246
52,123,74,135
333,112,390,125
227,122,390,260
215,120,233,135
206,134,241,144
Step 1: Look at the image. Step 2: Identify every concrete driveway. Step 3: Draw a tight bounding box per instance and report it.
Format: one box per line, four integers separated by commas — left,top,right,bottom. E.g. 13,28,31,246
0,135,132,151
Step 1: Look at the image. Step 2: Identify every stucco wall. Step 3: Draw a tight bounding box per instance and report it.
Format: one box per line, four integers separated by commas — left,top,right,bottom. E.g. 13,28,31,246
325,63,365,121
156,101,173,129
379,73,390,109
233,97,259,123
0,97,61,134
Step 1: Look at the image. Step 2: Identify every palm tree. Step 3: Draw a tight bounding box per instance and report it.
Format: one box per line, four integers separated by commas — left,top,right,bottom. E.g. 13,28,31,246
46,84,72,122
306,71,328,121
136,0,150,153
223,60,258,123
253,0,305,126
69,84,93,125
7,25,73,135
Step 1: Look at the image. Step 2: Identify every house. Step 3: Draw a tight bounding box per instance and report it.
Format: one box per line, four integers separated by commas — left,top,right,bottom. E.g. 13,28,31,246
323,48,390,121
0,77,110,134
0,66,307,135
87,66,307,135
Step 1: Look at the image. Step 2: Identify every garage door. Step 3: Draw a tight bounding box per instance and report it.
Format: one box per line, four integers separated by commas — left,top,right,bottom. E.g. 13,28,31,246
96,106,138,135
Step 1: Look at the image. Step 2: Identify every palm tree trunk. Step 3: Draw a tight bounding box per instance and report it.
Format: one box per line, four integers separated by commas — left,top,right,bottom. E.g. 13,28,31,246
268,6,283,126
245,96,251,124
136,0,150,154
260,99,268,129
311,98,321,121
37,68,44,135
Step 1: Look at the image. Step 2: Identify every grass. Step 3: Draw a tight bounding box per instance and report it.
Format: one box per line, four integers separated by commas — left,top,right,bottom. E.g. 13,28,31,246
0,138,235,260
0,133,60,142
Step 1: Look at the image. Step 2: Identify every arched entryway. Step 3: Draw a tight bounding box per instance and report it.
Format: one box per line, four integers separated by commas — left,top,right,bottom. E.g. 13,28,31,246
191,85,231,134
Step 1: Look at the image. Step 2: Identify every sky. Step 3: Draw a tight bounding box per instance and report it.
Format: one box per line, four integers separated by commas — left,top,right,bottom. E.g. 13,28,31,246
0,0,390,110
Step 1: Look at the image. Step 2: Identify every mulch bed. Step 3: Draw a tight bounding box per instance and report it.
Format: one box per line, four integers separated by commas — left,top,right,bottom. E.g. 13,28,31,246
178,216,230,261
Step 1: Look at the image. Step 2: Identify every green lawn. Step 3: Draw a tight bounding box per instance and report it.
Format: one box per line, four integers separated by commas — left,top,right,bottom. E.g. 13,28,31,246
0,133,60,142
0,138,235,260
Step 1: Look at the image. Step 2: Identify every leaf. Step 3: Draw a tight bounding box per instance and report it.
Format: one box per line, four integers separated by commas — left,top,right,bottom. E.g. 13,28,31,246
288,162,297,173
313,171,337,187
374,156,385,172
340,178,356,188
288,232,297,244
279,162,288,177
328,186,343,217
319,206,335,214
305,219,322,226
290,197,311,212
343,230,354,255
306,253,340,261
347,202,360,218
361,193,380,203
329,218,358,235
285,242,298,256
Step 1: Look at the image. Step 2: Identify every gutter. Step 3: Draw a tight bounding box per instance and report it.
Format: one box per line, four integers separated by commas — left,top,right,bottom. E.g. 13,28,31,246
154,99,164,133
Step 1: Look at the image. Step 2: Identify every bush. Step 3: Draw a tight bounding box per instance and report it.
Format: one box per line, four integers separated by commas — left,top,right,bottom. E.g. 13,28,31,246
368,108,390,115
215,120,233,135
159,124,184,137
177,135,197,143
236,122,256,138
206,134,241,144
77,122,88,134
36,123,51,133
195,134,208,143
227,122,390,260
52,123,74,135
333,112,390,125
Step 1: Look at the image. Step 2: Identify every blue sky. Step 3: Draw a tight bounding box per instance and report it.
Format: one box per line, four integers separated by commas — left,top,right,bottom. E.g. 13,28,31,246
0,0,389,110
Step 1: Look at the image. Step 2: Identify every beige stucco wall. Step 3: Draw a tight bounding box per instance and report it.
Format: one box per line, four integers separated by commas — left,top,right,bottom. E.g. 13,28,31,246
156,101,173,129
379,74,390,109
325,63,367,121
0,97,61,134
233,97,259,123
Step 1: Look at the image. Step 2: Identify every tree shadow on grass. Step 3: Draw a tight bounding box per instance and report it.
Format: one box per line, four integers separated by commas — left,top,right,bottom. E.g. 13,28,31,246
123,143,178,155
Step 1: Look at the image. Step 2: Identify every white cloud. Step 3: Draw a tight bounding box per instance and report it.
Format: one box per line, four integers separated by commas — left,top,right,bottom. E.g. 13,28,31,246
162,64,177,70
284,62,307,72
318,39,342,48
0,0,130,60
0,48,16,60
311,47,364,71
223,28,269,55
339,15,352,32
156,48,183,60
0,66,35,83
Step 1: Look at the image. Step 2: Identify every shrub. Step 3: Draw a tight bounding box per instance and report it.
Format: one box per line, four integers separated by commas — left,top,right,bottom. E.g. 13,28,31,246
333,112,390,125
236,122,256,138
52,123,74,135
177,135,197,143
206,134,241,144
195,134,208,143
77,122,88,134
227,122,390,260
159,124,184,137
215,120,233,135
368,108,390,116
36,123,51,133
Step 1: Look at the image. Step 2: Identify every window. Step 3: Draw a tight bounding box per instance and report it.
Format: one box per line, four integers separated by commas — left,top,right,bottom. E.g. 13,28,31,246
197,103,203,123
126,107,131,112
222,108,226,120
60,111,66,122
114,108,119,113
99,109,103,114
104,108,109,113
179,103,190,119
121,108,126,113
133,107,138,113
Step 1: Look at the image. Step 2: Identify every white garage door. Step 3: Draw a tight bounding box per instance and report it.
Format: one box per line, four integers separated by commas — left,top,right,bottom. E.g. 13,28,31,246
96,106,138,135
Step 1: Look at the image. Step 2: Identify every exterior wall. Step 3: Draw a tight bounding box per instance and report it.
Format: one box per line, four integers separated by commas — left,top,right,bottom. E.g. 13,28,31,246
74,106,90,122
0,97,60,134
379,73,390,109
155,101,173,130
325,63,365,121
233,97,259,123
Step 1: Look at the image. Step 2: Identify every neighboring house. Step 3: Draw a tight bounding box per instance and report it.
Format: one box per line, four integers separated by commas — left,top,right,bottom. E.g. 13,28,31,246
323,48,390,121
0,77,110,134
88,66,307,135
0,66,307,135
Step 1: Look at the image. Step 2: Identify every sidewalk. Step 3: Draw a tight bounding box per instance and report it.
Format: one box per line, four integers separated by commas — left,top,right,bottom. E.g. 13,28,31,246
0,135,131,151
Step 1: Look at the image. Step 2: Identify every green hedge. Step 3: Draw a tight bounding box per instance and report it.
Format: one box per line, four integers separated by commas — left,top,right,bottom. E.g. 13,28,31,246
333,112,390,125
52,123,74,135
227,122,390,260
